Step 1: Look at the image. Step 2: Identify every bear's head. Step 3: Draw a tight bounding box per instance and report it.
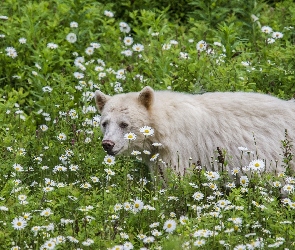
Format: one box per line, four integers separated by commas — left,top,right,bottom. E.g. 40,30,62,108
95,86,154,156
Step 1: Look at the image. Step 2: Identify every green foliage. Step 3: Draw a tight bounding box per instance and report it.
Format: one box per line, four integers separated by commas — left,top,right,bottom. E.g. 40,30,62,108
0,0,295,249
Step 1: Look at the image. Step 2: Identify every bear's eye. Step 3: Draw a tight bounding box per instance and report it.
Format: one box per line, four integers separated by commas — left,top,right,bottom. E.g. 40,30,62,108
101,121,108,128
119,122,128,129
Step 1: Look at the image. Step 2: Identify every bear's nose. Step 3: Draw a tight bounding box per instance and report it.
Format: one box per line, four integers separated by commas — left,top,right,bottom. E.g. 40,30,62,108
102,140,115,154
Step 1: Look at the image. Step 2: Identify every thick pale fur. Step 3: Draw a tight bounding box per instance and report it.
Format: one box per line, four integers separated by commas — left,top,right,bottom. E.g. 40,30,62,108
95,87,295,175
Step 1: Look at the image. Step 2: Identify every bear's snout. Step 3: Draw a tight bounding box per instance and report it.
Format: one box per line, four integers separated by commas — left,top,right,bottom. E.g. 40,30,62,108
102,140,115,154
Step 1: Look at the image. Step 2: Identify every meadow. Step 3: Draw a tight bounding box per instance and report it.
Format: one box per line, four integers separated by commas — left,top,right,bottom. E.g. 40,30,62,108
0,0,295,249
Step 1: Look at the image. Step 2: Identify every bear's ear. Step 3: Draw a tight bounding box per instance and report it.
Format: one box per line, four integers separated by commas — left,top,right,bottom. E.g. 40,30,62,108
138,86,154,109
95,90,111,112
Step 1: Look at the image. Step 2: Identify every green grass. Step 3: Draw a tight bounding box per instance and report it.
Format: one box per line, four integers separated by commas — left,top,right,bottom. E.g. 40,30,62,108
0,0,295,249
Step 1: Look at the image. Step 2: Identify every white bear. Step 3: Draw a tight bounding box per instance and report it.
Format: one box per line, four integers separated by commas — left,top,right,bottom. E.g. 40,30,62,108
95,86,295,175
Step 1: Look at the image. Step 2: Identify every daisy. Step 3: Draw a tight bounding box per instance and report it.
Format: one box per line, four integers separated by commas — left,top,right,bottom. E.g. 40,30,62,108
90,176,99,183
123,202,132,211
204,171,220,181
278,172,285,178
170,39,178,45
234,245,247,250
267,38,276,44
112,245,123,250
95,66,104,72
231,167,240,175
261,26,273,34
162,43,171,50
57,133,67,141
18,194,27,202
133,199,144,212
152,142,162,147
194,239,206,246
11,246,21,250
192,191,204,201
131,150,141,156
289,202,295,209
74,56,85,65
140,126,154,136
149,222,159,228
120,232,129,239
67,236,79,243
226,182,236,188
132,43,144,52
13,163,24,172
196,40,207,51
214,41,223,47
249,159,265,172
179,215,188,225
272,31,283,39
116,69,125,76
123,36,133,46
40,208,53,217
11,217,27,230
69,164,79,171
73,72,84,79
150,153,159,162
70,21,78,28
124,132,137,140
123,242,134,250
103,155,116,165
80,182,92,189
104,10,114,18
179,52,189,59
90,42,101,48
19,38,26,44
66,33,77,43
42,86,52,92
283,184,294,193
85,47,94,55
99,72,106,79
31,226,41,235
47,42,58,49
119,22,131,33
105,168,115,176
137,234,147,242
163,219,177,233
216,199,231,208
151,229,162,236
121,49,133,56
143,236,155,243
5,47,17,58
114,203,122,212
42,240,56,250
272,181,281,188
240,176,249,187
208,182,218,190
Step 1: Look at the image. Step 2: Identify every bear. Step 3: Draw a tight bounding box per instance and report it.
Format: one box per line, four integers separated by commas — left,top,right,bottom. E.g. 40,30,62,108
95,86,295,175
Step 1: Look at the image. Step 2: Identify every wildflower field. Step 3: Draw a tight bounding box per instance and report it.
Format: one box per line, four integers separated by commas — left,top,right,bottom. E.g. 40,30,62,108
1,0,295,249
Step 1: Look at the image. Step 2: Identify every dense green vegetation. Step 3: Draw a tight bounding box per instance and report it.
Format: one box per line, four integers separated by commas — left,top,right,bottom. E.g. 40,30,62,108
0,0,295,249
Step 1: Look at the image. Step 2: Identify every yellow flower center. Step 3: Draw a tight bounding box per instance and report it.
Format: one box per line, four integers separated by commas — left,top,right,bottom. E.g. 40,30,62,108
135,204,139,208
167,224,172,228
107,158,112,163
128,134,133,138
17,222,22,226
144,129,149,133
255,163,260,167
